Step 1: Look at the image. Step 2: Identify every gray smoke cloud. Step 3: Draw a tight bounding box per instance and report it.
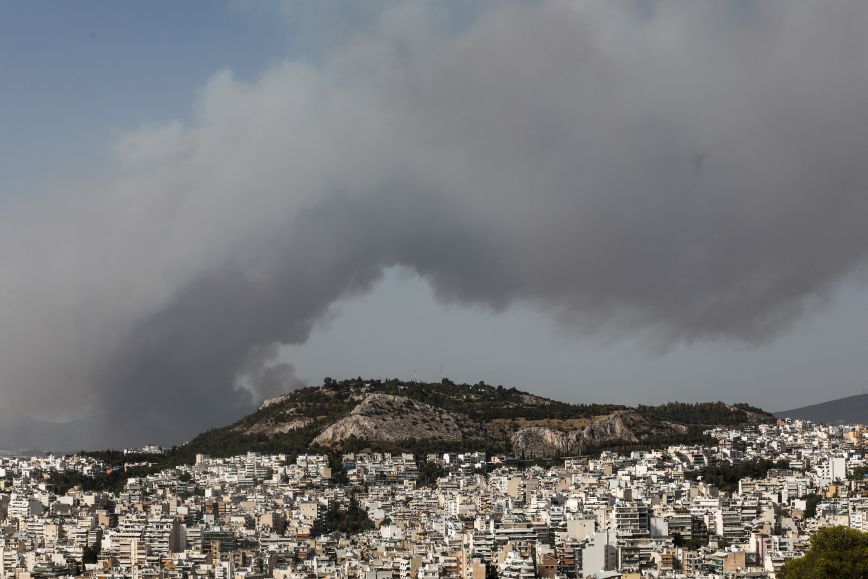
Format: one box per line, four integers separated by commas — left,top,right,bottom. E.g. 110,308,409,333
237,343,305,404
3,1,868,445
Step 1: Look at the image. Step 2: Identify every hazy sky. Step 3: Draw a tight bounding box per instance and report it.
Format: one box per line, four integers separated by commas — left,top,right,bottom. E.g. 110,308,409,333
3,1,868,445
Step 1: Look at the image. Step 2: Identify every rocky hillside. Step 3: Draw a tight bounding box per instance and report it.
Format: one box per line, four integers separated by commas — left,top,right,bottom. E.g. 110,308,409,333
507,410,694,457
180,378,775,458
313,393,480,446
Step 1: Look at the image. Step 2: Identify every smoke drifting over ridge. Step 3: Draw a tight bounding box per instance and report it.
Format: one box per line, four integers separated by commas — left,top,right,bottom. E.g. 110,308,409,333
4,1,868,445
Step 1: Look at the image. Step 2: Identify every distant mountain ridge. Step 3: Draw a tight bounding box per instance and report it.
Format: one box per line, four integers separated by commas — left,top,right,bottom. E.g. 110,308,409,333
776,393,868,425
179,378,775,459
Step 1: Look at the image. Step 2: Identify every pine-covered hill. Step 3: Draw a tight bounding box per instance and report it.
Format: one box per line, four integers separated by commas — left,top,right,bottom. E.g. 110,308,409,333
64,378,775,493
71,379,774,484
171,377,774,460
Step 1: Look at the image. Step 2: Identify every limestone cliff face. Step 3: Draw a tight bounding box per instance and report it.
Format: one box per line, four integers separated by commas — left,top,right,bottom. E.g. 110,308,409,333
234,415,314,436
228,394,313,436
510,427,579,458
232,406,314,436
313,393,477,447
580,411,640,444
511,411,686,457
258,394,291,410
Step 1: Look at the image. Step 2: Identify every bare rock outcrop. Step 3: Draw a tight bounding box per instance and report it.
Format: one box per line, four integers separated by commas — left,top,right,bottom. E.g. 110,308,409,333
510,426,579,458
313,393,476,447
258,394,291,410
580,411,640,444
236,414,314,436
232,405,315,436
509,410,661,457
